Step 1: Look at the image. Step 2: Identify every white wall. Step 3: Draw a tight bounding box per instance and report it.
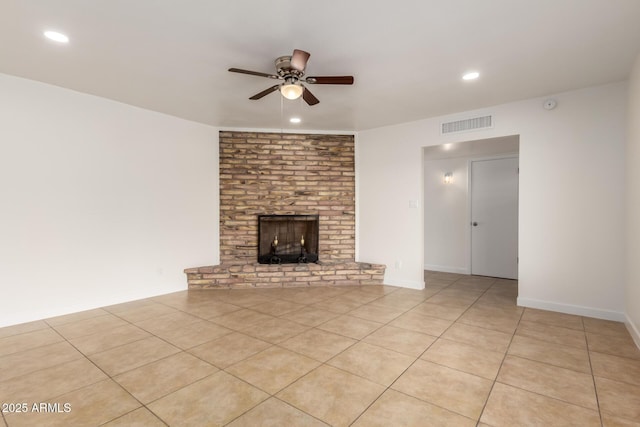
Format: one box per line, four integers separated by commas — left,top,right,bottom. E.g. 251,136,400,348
423,157,470,274
626,54,640,345
0,74,219,327
358,82,627,319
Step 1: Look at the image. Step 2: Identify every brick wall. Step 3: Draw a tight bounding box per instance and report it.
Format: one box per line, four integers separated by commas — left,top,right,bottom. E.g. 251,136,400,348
185,131,385,289
219,131,355,263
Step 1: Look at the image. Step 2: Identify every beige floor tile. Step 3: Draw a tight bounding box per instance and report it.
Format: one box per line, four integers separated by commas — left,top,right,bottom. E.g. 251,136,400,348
4,379,141,427
596,376,640,422
216,292,275,308
88,336,180,376
210,309,276,329
601,413,640,427
52,314,129,340
427,291,481,308
0,358,107,403
389,311,453,336
69,324,151,355
250,299,306,316
227,346,320,394
421,338,504,380
133,311,202,334
180,300,242,319
457,306,521,334
114,352,217,403
348,303,406,323
277,365,385,427
45,308,109,326
392,359,492,419
515,320,587,349
0,320,50,339
153,320,232,349
280,307,340,327
392,287,440,299
240,317,309,344
0,328,64,356
149,371,268,426
368,293,424,310
352,389,476,427
583,317,631,338
410,301,468,321
497,355,598,409
310,297,365,314
448,281,495,292
475,292,518,308
103,298,157,314
587,332,640,360
227,398,329,426
317,315,383,340
339,290,381,304
280,328,356,362
521,308,584,330
590,351,640,386
113,303,180,322
0,341,82,382
188,332,272,368
441,323,512,353
102,407,166,426
359,285,402,295
327,342,415,386
508,335,591,373
363,325,436,357
480,382,601,426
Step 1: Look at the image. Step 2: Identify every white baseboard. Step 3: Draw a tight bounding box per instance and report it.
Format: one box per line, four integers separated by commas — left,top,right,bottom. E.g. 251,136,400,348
423,264,470,275
384,277,425,290
517,297,625,322
626,314,640,350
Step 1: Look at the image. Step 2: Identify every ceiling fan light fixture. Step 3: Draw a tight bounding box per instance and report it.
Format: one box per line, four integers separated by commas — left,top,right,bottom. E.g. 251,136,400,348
44,30,69,43
463,71,480,80
281,83,303,100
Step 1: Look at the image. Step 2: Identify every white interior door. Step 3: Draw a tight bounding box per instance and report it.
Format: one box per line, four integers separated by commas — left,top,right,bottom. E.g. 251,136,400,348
471,157,518,279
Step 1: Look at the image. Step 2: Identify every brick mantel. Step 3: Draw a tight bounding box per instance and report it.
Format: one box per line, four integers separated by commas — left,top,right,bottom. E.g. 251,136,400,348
185,131,385,289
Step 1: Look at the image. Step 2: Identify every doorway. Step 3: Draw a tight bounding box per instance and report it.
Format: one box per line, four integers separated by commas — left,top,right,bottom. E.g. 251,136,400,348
423,135,519,278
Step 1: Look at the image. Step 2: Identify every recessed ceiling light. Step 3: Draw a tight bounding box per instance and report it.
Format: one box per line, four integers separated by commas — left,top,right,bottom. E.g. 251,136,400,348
44,31,69,43
462,71,480,81
289,117,301,124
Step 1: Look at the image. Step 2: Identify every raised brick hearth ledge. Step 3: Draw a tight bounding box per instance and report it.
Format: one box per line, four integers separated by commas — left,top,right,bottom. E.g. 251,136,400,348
184,261,386,289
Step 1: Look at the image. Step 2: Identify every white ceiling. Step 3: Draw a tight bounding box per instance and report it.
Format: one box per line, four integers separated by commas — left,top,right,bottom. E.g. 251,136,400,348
1,0,640,132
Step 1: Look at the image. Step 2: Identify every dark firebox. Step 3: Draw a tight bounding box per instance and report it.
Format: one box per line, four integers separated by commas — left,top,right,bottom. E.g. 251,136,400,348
258,215,319,264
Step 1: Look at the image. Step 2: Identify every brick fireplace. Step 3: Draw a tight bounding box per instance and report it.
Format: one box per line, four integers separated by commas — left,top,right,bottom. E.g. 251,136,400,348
184,131,385,289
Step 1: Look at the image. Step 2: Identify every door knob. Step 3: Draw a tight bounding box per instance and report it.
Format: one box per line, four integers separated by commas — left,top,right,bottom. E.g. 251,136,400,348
472,222,478,226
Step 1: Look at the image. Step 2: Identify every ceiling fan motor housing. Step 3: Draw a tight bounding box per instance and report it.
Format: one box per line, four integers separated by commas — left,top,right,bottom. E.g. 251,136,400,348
275,56,304,79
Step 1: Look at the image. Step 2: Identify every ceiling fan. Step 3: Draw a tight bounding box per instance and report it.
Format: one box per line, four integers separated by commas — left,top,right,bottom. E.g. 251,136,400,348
228,49,354,106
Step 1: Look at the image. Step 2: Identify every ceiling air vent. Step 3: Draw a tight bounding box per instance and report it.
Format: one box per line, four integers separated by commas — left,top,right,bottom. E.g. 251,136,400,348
441,115,493,134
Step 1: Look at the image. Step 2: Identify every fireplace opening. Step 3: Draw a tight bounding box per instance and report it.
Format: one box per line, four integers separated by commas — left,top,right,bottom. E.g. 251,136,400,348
258,215,319,264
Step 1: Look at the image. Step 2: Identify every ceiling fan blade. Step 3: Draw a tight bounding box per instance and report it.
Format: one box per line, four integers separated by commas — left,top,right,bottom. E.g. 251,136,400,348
305,76,354,85
302,86,320,106
229,68,279,79
291,49,311,72
249,85,281,100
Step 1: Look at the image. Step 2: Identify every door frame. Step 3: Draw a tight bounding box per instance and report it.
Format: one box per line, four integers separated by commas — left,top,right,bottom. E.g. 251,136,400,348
467,154,519,278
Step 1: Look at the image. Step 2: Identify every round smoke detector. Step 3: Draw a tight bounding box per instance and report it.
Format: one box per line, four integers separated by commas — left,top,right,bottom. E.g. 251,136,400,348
543,99,557,110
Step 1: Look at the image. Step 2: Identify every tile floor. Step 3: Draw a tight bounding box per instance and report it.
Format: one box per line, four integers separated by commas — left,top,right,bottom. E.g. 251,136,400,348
1,271,639,426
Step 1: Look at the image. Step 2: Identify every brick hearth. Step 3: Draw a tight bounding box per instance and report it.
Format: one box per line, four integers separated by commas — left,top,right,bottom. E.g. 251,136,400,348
185,131,385,289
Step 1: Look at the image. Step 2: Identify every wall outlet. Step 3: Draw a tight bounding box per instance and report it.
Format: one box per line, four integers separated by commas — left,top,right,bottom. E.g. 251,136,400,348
395,260,402,269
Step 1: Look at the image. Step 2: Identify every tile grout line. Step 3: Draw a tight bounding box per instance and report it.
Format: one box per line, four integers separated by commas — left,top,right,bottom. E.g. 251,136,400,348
465,277,520,426
349,276,496,426
584,316,605,427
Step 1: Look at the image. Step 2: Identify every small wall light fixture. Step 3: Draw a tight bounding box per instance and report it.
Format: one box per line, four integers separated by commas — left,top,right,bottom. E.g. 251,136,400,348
444,172,453,184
